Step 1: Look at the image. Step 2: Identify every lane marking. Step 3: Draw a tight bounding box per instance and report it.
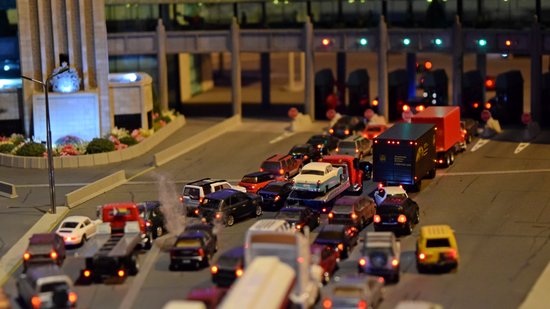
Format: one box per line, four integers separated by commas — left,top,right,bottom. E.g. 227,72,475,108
514,143,530,154
442,168,550,177
269,131,296,144
471,138,490,152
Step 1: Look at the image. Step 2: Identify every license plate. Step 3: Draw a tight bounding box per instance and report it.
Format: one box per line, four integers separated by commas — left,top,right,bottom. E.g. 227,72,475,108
182,260,191,264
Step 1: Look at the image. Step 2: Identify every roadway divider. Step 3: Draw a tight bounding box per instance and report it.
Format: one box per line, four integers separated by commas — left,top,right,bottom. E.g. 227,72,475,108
0,206,69,286
65,170,127,208
154,115,242,167
0,181,17,199
519,261,550,309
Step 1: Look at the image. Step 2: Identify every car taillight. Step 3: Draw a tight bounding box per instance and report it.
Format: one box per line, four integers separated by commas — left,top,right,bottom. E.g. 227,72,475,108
50,251,58,259
322,207,327,213
358,300,368,309
355,148,359,153
351,213,358,219
68,292,78,304
236,268,243,277
485,102,492,109
329,128,334,134
194,209,199,215
251,185,255,190
322,298,332,309
447,249,457,259
274,195,280,202
317,144,323,149
344,129,350,135
335,147,339,152
397,214,407,223
279,169,285,175
211,265,218,274
295,224,302,231
373,215,381,223
199,197,204,204
31,296,41,309
391,258,399,267
146,221,151,227
419,253,426,260
198,248,204,257
23,252,30,261
359,258,367,266
179,196,183,202
64,236,72,241
337,243,344,251
378,183,383,188
328,212,334,219
260,168,264,172
303,155,309,160
215,213,222,220
118,269,125,277
473,102,479,109
438,159,444,164
83,270,91,278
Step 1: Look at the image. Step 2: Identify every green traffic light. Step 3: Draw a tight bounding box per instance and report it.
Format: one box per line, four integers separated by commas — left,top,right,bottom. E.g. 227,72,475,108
403,38,411,46
478,39,487,47
359,38,368,46
434,38,442,46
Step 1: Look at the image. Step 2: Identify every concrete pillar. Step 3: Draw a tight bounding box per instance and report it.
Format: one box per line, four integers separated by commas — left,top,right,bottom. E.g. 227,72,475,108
337,52,346,106
452,16,463,106
261,52,271,109
231,17,242,116
476,53,487,104
531,16,542,123
157,19,169,111
300,52,305,86
304,16,315,120
406,53,417,99
288,52,296,90
377,15,389,120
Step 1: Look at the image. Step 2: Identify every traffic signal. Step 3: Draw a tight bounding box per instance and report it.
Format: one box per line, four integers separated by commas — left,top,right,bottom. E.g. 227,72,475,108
477,39,487,47
321,38,332,46
433,38,443,46
358,38,368,46
403,38,411,46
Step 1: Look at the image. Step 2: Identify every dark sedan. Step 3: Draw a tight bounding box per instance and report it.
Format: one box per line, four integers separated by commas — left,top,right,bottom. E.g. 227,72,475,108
306,134,339,155
288,144,322,165
274,206,320,233
257,181,293,211
169,230,216,270
136,201,166,248
199,189,262,226
313,224,359,260
328,116,366,139
210,246,244,287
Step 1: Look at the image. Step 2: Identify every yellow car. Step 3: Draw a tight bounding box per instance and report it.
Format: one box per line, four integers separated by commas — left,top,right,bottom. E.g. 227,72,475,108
416,225,459,272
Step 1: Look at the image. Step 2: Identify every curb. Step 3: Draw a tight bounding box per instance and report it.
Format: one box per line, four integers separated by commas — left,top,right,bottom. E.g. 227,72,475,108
154,115,242,166
0,207,69,287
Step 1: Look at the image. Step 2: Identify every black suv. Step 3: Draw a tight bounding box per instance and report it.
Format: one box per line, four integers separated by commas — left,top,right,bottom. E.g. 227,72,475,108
210,246,245,287
373,196,419,235
313,224,359,260
199,189,263,226
169,230,217,270
275,206,321,233
288,144,322,165
136,201,166,244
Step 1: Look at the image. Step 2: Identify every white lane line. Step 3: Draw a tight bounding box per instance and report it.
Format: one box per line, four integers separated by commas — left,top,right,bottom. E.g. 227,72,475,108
442,168,550,177
471,138,490,152
514,143,530,154
269,131,296,144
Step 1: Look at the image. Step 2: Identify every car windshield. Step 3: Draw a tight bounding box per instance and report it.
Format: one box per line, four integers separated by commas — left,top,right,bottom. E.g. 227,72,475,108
300,170,324,176
261,162,280,171
183,187,200,199
40,282,69,293
332,205,352,213
201,199,222,210
217,255,243,268
333,286,363,297
261,184,285,193
275,210,301,220
175,239,201,248
338,142,355,148
363,246,393,255
290,146,309,154
308,137,326,145
426,238,451,248
318,231,343,241
241,176,258,183
61,222,78,229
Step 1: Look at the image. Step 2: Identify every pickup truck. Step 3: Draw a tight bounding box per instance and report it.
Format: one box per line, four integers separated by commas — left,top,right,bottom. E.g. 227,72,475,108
293,162,344,193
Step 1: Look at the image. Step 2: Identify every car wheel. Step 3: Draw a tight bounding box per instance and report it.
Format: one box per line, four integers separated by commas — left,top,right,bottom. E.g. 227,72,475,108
405,222,413,235
129,254,139,275
255,205,262,217
359,218,365,229
144,232,153,250
450,153,455,165
226,215,235,227
445,154,451,167
155,226,163,238
415,211,420,224
467,135,472,144
81,234,87,246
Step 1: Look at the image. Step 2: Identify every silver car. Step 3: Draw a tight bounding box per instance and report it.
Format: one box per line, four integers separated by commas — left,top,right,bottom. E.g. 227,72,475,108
17,264,77,309
321,274,384,309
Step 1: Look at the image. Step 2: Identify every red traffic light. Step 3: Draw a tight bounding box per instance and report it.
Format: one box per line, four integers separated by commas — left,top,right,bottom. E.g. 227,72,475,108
322,38,331,46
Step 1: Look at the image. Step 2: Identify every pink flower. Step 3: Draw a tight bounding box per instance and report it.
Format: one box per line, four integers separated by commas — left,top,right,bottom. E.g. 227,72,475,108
159,120,166,127
152,113,159,120
115,143,128,151
109,136,121,145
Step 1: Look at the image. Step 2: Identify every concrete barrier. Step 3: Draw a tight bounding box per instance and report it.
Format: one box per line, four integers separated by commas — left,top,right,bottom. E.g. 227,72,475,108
65,170,127,208
0,206,69,286
154,115,242,167
0,181,17,199
519,261,550,309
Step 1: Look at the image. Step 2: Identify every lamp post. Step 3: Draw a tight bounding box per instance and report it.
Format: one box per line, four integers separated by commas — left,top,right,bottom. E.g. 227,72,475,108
21,67,69,214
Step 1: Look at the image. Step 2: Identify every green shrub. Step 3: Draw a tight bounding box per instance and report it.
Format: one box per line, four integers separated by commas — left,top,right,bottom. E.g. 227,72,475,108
15,142,46,157
86,138,115,154
119,136,138,146
0,143,15,154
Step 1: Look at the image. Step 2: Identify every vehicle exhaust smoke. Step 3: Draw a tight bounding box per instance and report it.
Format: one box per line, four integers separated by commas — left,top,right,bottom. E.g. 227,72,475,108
155,173,186,236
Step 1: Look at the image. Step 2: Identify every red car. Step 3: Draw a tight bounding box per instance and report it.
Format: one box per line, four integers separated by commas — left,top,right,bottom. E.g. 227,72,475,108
238,171,275,193
310,244,338,284
186,286,229,309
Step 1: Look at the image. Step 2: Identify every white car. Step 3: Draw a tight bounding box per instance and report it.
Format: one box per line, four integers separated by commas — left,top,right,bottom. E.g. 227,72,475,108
373,186,408,205
293,162,343,193
56,216,101,246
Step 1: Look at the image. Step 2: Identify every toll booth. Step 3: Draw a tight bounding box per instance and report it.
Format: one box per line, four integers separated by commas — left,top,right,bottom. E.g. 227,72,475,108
542,72,550,128
489,70,523,125
388,69,408,122
347,69,370,117
315,69,335,120
462,70,484,120
422,69,448,106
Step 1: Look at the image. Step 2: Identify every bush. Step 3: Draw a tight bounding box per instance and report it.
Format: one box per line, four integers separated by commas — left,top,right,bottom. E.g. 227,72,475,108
15,142,46,157
0,143,15,154
119,136,138,146
86,138,115,154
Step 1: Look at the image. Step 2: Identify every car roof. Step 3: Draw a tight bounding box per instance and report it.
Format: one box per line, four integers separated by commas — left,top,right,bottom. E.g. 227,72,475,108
242,171,273,178
186,178,226,187
136,201,161,210
335,195,361,205
303,162,331,170
176,230,206,240
279,206,306,213
420,225,454,238
185,223,214,233
376,123,434,141
29,233,60,244
319,224,346,232
101,202,138,210
205,189,241,199
263,154,290,162
380,196,408,206
61,215,90,223
24,264,67,282
320,155,355,164
290,144,312,150
220,246,244,258
381,186,407,195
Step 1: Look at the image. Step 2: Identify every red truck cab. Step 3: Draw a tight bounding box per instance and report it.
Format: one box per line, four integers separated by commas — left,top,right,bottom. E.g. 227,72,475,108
100,203,146,234
319,155,364,193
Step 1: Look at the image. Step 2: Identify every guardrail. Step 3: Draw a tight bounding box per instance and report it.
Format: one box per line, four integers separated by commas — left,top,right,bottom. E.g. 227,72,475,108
65,170,127,208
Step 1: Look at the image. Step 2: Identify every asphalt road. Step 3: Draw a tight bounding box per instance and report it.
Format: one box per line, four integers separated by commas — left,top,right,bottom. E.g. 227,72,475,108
4,119,550,309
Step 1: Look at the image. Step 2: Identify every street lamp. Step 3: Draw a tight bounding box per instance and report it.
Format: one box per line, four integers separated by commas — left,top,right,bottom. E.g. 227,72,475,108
21,67,69,214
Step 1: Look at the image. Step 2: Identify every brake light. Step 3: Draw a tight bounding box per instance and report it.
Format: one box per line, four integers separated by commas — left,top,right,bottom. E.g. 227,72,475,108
64,236,72,241
83,270,91,278
359,258,366,266
329,128,334,134
198,248,204,257
328,212,334,219
462,129,467,134
251,185,255,190
50,251,58,259
322,298,332,309
179,196,183,202
485,102,492,109
295,224,302,230
447,249,457,259
438,159,443,163
274,195,280,202
473,102,479,109
415,105,425,112
279,169,285,175
146,221,151,227
303,155,309,160
337,243,344,251
391,258,399,267
355,148,359,153
236,268,244,277
402,104,410,112
397,214,407,223
23,252,30,261
199,197,204,204
351,213,358,219
419,253,426,260
335,147,339,152
260,168,264,172
378,183,383,188
343,129,350,135
68,292,78,304
322,208,327,213
194,209,199,215
118,270,125,277
358,300,368,309
31,296,41,309
211,265,218,274
215,213,222,220
373,215,381,223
